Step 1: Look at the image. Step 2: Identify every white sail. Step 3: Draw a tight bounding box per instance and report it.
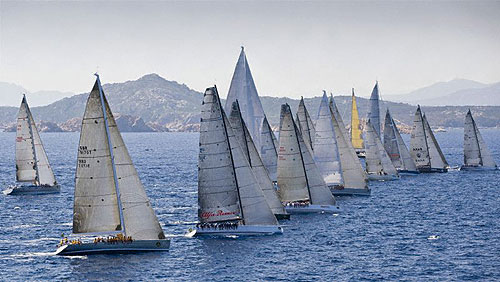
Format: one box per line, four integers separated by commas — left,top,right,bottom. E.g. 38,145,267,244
365,119,398,176
15,96,57,186
277,105,309,202
228,101,286,217
464,110,497,168
74,76,165,240
384,110,417,172
368,82,381,137
296,97,315,151
329,96,368,189
260,116,278,182
224,47,266,150
410,106,431,170
423,115,448,169
278,104,335,206
313,93,342,186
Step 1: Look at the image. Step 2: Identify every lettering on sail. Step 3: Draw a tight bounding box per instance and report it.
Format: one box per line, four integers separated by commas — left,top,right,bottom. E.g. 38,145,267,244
79,146,92,155
201,210,237,219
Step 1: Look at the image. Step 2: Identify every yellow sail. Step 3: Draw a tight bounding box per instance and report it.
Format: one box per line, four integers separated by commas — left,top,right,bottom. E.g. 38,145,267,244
351,89,364,149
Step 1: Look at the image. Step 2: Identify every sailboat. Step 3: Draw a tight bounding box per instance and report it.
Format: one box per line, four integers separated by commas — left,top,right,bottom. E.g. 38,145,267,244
409,106,449,173
224,46,266,150
296,97,315,151
194,86,282,236
461,110,498,171
3,95,60,195
277,103,341,214
328,95,370,196
364,119,399,181
56,74,169,255
228,101,289,220
383,110,419,175
260,116,279,182
313,93,342,188
368,82,381,137
350,89,365,158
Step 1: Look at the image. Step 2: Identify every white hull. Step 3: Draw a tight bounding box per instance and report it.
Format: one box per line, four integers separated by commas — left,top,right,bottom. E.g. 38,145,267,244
460,165,498,171
55,239,170,256
367,174,399,181
192,225,283,236
3,184,60,195
331,187,371,196
285,204,342,214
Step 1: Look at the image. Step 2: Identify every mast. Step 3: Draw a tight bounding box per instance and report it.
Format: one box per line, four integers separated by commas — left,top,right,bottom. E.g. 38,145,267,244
23,95,40,185
419,107,431,166
95,73,126,236
470,110,483,165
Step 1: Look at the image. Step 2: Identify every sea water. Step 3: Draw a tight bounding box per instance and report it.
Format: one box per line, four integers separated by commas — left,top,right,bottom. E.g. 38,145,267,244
0,129,499,280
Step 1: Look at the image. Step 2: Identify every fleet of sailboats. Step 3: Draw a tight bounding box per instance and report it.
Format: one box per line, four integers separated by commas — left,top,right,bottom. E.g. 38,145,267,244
461,110,498,171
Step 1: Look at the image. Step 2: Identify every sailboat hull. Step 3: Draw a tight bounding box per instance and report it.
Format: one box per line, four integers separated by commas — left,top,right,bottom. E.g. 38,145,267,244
367,174,399,181
3,184,60,195
55,239,170,256
460,165,498,171
331,187,371,196
192,225,283,236
417,167,448,173
285,204,342,214
275,213,291,220
397,170,420,175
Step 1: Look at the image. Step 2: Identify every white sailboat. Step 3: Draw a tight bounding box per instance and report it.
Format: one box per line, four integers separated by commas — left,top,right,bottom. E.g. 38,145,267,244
364,119,400,181
351,89,365,158
228,101,289,220
313,93,342,188
383,110,419,175
3,95,60,195
260,116,279,182
328,95,370,196
296,97,315,152
461,109,498,171
194,86,282,236
368,82,381,137
277,103,341,214
224,46,266,150
56,74,169,255
410,106,449,173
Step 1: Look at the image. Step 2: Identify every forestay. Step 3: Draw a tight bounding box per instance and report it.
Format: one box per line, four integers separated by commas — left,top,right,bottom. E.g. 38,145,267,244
15,96,57,186
296,97,315,151
260,116,279,182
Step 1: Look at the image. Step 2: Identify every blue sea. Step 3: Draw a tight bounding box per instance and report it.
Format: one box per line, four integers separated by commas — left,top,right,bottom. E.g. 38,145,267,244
1,129,499,281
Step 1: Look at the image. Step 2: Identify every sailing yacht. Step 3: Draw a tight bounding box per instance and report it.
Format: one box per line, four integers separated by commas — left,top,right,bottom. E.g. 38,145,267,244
194,86,283,236
383,110,419,175
56,74,169,255
260,116,279,182
364,119,399,181
461,110,498,171
3,95,60,195
296,97,315,152
410,106,449,173
328,95,370,196
228,101,289,220
350,89,365,158
313,93,342,188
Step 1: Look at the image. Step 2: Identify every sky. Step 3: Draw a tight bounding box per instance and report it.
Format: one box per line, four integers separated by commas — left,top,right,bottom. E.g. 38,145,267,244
1,0,500,101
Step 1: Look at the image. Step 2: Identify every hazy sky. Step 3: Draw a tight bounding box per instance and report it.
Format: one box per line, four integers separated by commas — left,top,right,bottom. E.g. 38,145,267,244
1,0,500,99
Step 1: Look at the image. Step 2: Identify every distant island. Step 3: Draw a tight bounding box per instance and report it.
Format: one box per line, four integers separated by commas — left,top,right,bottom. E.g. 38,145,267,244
1,73,499,132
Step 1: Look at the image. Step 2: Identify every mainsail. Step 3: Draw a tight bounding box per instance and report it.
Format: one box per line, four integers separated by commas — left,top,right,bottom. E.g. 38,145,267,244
464,110,497,168
329,96,368,189
350,89,364,150
277,104,336,206
365,119,399,177
199,86,277,226
228,101,286,217
313,93,342,186
224,47,266,150
368,82,381,137
296,97,315,151
383,110,417,172
15,95,57,186
73,75,165,240
260,116,279,182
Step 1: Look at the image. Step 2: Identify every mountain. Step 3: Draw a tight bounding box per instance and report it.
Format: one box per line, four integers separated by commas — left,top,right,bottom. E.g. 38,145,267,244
387,79,488,105
1,74,500,132
0,81,74,107
418,82,500,106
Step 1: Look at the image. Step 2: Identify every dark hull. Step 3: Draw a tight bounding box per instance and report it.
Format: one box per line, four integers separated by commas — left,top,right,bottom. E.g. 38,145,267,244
417,167,448,173
275,213,291,220
55,240,170,256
